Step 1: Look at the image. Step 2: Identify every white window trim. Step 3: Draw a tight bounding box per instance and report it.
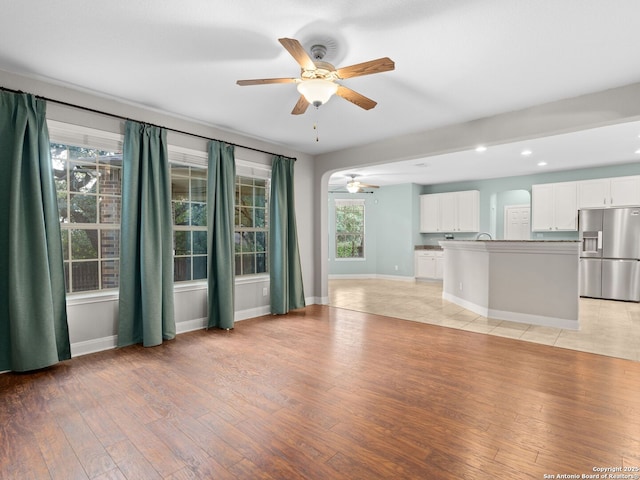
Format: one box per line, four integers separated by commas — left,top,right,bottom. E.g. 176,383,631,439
54,133,275,299
168,145,207,167
334,198,366,260
48,120,123,151
170,153,272,284
50,128,124,294
335,198,366,207
66,289,119,305
236,273,270,285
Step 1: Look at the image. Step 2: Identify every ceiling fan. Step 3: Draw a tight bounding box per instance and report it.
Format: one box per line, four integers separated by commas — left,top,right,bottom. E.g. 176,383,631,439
236,37,395,114
346,174,379,193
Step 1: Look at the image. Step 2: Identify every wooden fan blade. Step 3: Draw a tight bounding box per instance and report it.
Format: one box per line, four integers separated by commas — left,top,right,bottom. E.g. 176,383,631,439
359,183,380,188
336,85,377,110
291,95,310,115
278,38,316,71
336,57,395,79
236,78,298,86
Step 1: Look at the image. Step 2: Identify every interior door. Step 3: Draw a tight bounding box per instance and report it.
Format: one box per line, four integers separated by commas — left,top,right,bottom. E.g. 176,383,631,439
504,205,531,240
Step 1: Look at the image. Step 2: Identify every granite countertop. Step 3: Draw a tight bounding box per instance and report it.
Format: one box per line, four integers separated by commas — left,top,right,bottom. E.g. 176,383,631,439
414,245,444,250
440,240,579,243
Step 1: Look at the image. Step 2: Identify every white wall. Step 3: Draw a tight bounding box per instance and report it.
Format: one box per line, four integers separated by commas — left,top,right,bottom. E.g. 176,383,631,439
0,69,316,356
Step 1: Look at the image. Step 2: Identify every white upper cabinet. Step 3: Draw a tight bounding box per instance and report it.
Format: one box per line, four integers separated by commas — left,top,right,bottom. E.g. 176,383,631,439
577,175,640,209
531,184,554,231
419,194,440,232
438,192,458,232
532,181,577,231
577,179,608,209
456,190,480,232
419,190,479,233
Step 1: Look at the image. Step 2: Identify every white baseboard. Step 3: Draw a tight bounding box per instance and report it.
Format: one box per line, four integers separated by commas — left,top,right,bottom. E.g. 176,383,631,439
68,300,330,359
376,274,416,282
69,308,269,357
328,273,375,280
487,308,579,330
70,335,118,357
305,296,324,306
235,305,271,321
442,292,489,317
176,317,208,333
329,274,415,282
443,292,579,330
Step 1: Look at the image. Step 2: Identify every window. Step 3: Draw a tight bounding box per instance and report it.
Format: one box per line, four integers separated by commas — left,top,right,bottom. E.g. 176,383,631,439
335,199,365,259
171,164,207,282
51,122,270,289
235,175,268,276
51,143,123,293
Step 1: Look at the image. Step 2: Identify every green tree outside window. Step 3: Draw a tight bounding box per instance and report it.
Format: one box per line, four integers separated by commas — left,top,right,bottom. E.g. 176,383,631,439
335,200,365,259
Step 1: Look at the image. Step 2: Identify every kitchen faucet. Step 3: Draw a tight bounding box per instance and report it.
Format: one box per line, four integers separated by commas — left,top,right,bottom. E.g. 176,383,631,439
475,232,492,240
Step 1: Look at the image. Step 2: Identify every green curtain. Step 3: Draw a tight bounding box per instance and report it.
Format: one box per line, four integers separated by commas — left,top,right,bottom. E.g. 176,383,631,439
207,141,236,329
118,121,175,347
269,155,305,314
0,91,70,372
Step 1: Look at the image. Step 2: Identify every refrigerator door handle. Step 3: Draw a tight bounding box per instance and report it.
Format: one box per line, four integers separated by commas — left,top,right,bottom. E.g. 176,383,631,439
597,231,602,250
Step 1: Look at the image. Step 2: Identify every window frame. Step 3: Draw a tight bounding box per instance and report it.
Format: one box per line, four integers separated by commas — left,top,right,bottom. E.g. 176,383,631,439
48,122,274,293
170,161,208,284
48,121,124,295
334,198,366,261
234,160,272,279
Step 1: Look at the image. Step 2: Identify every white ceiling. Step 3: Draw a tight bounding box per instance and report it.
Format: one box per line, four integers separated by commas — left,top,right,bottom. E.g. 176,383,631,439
329,120,640,189
2,0,640,184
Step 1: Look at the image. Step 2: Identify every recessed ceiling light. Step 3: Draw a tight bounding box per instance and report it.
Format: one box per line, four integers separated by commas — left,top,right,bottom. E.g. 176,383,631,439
635,148,640,154
537,161,547,166
475,146,487,153
521,149,533,156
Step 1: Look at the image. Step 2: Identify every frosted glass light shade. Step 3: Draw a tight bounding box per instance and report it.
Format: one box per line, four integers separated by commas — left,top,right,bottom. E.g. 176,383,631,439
346,182,360,193
297,79,338,107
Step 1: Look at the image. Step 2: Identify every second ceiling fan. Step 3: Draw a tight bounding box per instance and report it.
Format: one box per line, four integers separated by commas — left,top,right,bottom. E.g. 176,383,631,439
346,174,379,193
237,37,395,115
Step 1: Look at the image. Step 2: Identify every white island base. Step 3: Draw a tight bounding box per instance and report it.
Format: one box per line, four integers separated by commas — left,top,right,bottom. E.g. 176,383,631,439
439,240,580,330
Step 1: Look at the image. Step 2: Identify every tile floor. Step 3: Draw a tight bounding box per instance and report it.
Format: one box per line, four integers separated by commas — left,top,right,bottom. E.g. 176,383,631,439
328,278,640,362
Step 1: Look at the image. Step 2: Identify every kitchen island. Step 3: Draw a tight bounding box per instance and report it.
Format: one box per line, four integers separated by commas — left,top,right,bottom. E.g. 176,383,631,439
439,240,580,330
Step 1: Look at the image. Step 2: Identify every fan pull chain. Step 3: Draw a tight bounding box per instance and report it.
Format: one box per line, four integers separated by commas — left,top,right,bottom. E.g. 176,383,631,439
313,106,320,142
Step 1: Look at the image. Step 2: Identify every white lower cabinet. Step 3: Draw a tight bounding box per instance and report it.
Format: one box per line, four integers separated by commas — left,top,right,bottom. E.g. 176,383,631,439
415,250,443,279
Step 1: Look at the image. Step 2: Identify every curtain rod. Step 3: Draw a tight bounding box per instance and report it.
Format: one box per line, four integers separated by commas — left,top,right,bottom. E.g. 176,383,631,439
1,86,296,161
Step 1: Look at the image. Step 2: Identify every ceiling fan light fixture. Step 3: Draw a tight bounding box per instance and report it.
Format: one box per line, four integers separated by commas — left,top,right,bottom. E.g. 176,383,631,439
346,182,360,193
297,79,338,107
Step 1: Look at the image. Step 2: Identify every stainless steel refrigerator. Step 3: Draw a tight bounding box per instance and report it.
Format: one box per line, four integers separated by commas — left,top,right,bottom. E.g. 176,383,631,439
579,207,640,301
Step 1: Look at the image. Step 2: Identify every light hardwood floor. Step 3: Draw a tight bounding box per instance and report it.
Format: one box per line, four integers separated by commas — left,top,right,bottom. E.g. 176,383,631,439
1,304,640,479
329,278,640,361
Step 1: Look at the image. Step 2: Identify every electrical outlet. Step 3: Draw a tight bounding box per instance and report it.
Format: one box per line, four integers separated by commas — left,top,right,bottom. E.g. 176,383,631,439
394,265,398,271
262,287,268,296
459,282,463,291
